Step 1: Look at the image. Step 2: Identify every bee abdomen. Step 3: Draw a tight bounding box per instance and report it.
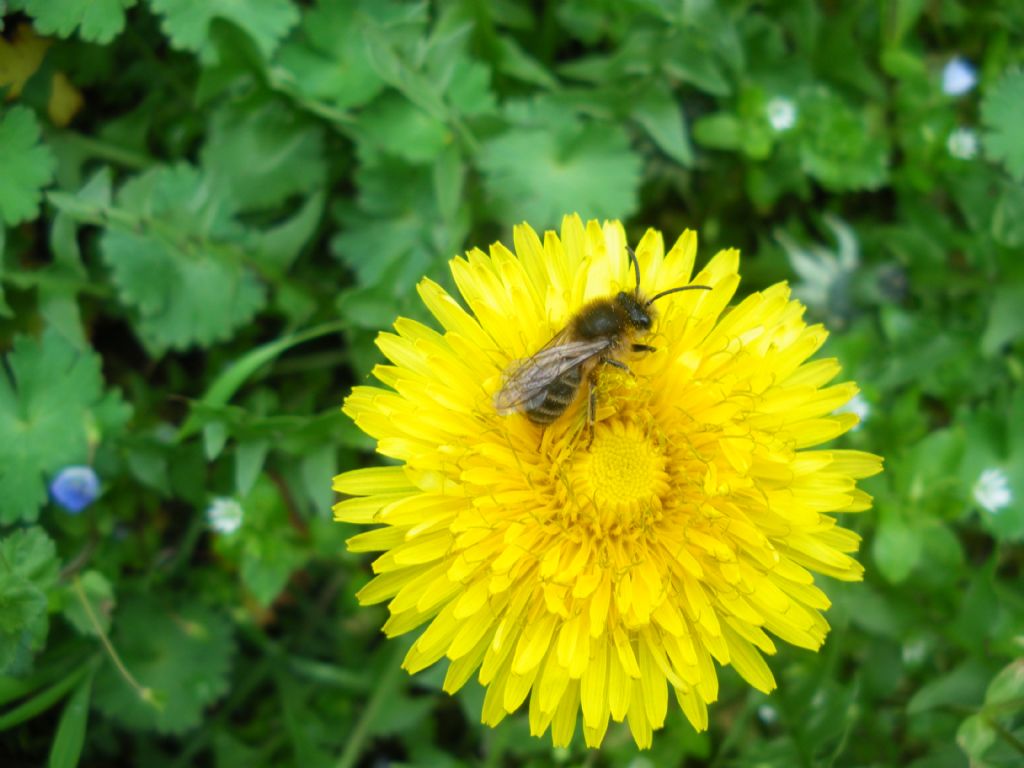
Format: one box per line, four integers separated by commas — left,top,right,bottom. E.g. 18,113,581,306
525,366,582,425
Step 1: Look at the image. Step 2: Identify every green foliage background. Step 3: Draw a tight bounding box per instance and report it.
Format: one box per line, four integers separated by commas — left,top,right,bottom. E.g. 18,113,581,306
1,1,1023,766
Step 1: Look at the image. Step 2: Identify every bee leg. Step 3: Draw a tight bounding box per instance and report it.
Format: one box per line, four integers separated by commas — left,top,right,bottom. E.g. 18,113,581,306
601,357,630,371
586,368,599,448
600,356,635,377
632,343,656,353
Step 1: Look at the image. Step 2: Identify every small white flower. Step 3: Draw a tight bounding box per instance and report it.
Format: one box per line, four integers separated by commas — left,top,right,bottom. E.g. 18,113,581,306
836,392,870,431
902,638,928,665
757,705,779,725
207,497,244,534
942,57,977,96
973,469,1013,514
947,127,979,160
766,97,797,132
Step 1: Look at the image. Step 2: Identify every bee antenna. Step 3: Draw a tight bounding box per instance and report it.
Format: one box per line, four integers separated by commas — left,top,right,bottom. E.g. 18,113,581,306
645,285,713,306
626,245,641,292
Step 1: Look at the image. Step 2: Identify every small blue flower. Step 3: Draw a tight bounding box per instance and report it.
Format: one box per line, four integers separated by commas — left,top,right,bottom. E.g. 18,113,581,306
50,465,100,513
942,57,977,96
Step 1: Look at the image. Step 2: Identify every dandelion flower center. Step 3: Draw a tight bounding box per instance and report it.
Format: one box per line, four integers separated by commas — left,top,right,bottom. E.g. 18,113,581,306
565,419,668,529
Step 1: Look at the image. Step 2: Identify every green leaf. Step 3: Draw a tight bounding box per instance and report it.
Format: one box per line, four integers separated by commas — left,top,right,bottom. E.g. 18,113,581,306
887,0,927,43
479,122,643,228
39,292,87,351
956,658,1024,768
46,167,113,222
0,224,10,317
0,106,56,226
176,321,345,440
367,689,434,737
631,82,693,166
332,157,467,315
663,36,731,96
991,182,1024,248
797,89,888,191
124,441,170,494
48,669,94,768
982,70,1024,180
217,477,307,606
981,284,1024,357
0,661,92,731
494,35,558,89
239,539,304,608
0,576,47,676
355,92,450,164
432,144,464,225
203,421,228,460
0,528,60,588
872,513,922,584
93,597,235,734
0,332,109,523
442,55,496,117
213,732,263,767
234,439,269,496
22,0,135,44
984,659,1024,707
200,97,325,212
907,659,991,715
150,0,299,61
692,112,743,151
362,17,448,123
0,528,59,676
93,164,266,350
957,713,997,764
250,191,325,273
274,0,395,111
300,444,335,516
61,572,115,638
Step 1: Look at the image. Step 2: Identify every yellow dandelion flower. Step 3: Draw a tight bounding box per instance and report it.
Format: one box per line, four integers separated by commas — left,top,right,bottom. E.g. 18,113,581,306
334,215,882,749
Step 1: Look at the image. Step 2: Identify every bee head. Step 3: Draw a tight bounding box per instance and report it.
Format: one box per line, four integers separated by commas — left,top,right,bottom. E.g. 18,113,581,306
620,245,712,332
616,291,653,330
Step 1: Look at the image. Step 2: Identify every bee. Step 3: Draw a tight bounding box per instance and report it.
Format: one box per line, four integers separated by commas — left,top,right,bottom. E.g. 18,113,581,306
494,246,711,432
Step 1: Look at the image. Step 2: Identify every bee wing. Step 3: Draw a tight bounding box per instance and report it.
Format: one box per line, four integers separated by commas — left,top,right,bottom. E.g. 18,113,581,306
494,332,612,414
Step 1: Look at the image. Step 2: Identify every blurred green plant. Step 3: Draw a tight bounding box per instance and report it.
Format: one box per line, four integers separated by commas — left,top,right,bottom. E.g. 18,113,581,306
0,0,1022,766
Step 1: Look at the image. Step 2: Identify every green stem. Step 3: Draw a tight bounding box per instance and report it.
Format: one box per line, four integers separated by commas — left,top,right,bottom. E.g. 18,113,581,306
71,577,152,707
3,269,113,298
334,642,408,768
982,696,1024,715
989,714,1024,756
49,130,156,170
